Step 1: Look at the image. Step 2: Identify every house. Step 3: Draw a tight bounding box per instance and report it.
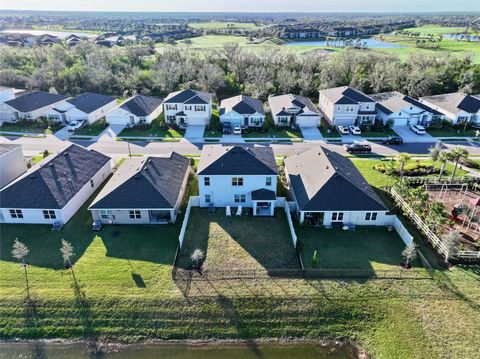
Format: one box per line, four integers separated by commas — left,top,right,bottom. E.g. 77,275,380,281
0,144,111,225
268,94,321,127
197,145,278,216
0,86,15,103
419,92,480,126
89,152,190,224
46,92,116,124
284,146,388,226
318,86,377,127
163,89,213,128
219,95,265,128
0,144,26,189
0,91,68,124
106,95,163,126
371,91,442,127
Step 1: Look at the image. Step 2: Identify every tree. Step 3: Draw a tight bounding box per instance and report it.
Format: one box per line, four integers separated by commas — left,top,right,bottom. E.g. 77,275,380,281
401,243,417,268
449,147,469,180
424,202,448,233
12,239,30,295
438,151,453,181
442,230,460,263
428,141,443,162
395,153,411,181
43,149,49,158
60,239,75,268
191,249,205,270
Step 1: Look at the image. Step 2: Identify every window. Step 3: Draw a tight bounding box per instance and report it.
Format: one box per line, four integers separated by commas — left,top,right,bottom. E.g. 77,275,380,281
90,179,94,188
166,115,176,122
365,212,378,221
232,177,243,186
234,194,246,203
184,105,192,111
372,212,377,221
48,114,60,121
165,104,177,111
266,177,272,186
337,106,341,111
204,177,210,186
278,116,288,124
138,117,146,123
365,104,370,110
9,209,23,219
129,210,142,219
205,194,211,203
43,210,56,219
331,212,344,221
100,210,113,219
195,105,206,112
346,105,355,112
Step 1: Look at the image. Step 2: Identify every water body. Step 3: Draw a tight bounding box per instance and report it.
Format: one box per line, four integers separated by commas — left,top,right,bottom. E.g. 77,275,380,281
442,33,479,42
1,29,96,39
0,342,359,359
285,37,405,48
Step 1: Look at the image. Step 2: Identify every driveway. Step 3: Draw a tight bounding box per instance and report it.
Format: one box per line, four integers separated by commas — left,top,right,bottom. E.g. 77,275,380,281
299,126,323,141
97,124,126,142
393,126,437,143
53,126,71,140
185,125,205,140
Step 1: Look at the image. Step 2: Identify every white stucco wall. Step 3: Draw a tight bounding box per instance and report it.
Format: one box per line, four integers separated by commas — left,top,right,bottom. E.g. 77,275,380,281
66,100,117,124
164,102,212,126
106,105,162,126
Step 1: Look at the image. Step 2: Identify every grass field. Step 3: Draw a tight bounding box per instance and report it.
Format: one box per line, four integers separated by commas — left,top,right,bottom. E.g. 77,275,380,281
402,24,471,36
74,119,108,136
0,121,63,135
188,21,262,30
427,127,480,138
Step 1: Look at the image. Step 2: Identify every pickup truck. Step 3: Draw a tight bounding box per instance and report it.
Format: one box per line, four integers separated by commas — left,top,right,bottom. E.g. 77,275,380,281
67,120,86,132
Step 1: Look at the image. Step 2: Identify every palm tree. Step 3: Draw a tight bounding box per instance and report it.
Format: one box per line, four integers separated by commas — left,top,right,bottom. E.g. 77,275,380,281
428,141,443,162
425,202,448,233
449,147,469,180
438,151,453,181
395,153,411,181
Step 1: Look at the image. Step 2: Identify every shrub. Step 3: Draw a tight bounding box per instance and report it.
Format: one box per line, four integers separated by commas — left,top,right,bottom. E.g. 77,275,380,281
374,162,439,176
462,158,480,169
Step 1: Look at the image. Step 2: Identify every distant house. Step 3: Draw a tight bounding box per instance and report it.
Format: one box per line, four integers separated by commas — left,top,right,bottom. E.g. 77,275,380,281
371,91,442,127
284,146,388,226
163,89,213,128
89,152,190,224
197,145,278,216
0,144,26,189
106,95,163,126
219,95,265,128
0,144,111,225
0,91,68,124
46,92,116,124
419,92,480,126
318,86,377,127
268,94,321,127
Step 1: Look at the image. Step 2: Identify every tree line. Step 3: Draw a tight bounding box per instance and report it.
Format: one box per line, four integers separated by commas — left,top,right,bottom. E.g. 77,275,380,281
0,41,479,101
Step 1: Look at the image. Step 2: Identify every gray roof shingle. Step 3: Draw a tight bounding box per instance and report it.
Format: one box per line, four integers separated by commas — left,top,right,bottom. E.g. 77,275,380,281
219,95,265,116
119,95,163,117
268,94,320,117
371,91,442,116
0,144,111,209
4,91,68,112
67,92,115,114
285,147,386,212
420,92,480,115
164,89,212,105
251,188,276,201
319,86,375,105
0,143,21,156
89,152,189,210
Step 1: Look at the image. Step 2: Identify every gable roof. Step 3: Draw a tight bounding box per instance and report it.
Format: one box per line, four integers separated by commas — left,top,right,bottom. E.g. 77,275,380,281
4,91,68,112
66,92,115,114
89,152,189,210
120,95,164,117
219,95,264,116
268,94,320,117
371,91,442,115
420,92,480,115
164,89,213,105
197,145,278,176
0,143,21,156
284,147,386,212
320,86,375,105
0,144,110,209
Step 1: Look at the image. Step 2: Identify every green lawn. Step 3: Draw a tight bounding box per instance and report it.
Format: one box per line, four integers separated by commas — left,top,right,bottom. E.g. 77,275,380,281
242,127,303,139
74,119,108,136
118,114,185,138
427,127,480,138
176,208,300,270
402,24,471,36
0,120,63,135
189,21,261,30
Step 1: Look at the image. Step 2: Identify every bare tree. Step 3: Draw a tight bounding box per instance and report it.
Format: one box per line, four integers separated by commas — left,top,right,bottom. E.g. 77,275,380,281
60,239,75,268
191,249,205,270
12,239,30,295
401,243,417,268
443,230,460,264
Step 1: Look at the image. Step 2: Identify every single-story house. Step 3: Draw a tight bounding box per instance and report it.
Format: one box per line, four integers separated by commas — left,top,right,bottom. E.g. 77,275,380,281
268,94,321,127
197,145,278,216
46,92,117,124
106,95,163,126
0,144,111,224
419,92,480,125
219,95,265,127
163,88,213,128
0,144,26,189
0,91,68,124
284,146,388,226
371,91,442,127
89,152,190,224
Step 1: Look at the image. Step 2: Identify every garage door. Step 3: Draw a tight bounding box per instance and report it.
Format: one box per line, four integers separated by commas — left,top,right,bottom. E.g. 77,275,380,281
107,116,128,126
334,118,355,127
188,117,207,125
297,116,319,127
392,118,409,127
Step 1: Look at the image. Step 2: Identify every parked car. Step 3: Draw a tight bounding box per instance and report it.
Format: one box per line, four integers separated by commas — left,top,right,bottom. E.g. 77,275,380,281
382,136,403,145
222,122,232,134
337,125,349,135
410,125,426,135
67,120,86,132
345,142,372,154
349,126,362,135
233,125,242,135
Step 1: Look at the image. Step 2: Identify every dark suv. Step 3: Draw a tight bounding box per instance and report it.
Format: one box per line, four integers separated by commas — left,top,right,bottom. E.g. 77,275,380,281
222,122,232,134
382,136,403,145
345,142,372,154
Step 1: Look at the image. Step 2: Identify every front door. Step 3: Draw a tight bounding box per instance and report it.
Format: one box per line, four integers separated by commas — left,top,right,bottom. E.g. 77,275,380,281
244,117,249,126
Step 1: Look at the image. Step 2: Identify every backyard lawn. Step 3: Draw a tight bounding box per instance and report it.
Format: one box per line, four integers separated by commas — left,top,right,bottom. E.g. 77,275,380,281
176,208,300,270
74,119,108,136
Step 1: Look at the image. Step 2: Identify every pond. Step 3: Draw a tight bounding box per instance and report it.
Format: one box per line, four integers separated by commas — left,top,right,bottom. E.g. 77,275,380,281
0,342,360,359
285,37,405,48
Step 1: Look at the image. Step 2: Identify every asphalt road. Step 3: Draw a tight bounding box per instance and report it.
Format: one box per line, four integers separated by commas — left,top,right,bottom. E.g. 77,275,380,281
1,135,480,159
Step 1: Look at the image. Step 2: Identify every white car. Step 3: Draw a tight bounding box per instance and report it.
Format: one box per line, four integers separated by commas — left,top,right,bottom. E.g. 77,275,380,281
349,126,362,135
410,125,426,135
233,125,242,135
67,120,86,132
337,125,349,135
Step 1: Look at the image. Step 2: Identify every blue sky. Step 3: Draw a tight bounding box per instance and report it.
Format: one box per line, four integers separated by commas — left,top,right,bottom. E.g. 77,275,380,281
2,0,480,12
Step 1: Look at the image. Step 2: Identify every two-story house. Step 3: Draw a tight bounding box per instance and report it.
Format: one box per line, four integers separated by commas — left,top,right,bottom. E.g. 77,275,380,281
318,86,377,127
197,145,278,216
219,95,265,128
419,92,480,126
371,91,442,127
163,89,213,128
268,94,321,127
